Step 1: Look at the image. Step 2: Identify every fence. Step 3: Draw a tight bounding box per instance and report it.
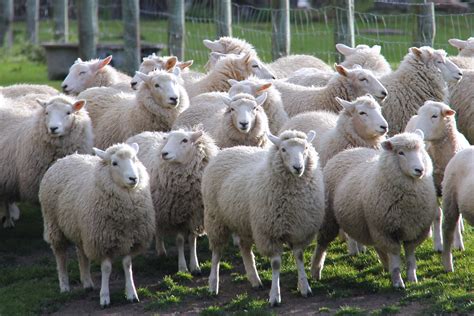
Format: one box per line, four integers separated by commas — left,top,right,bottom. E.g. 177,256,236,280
1,0,474,74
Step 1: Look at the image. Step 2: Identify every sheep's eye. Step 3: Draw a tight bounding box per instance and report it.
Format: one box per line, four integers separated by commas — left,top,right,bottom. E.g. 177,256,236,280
359,111,367,116
253,106,257,110
437,61,443,64
66,111,71,115
281,148,286,152
182,139,188,143
45,112,49,115
230,108,235,111
398,151,405,156
252,64,259,68
154,83,160,88
112,161,118,166
359,78,368,82
431,114,438,118
79,71,86,75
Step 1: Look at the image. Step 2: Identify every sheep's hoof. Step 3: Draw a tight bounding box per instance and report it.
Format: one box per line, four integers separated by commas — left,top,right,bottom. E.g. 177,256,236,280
269,299,281,307
252,283,265,291
191,269,202,276
128,296,139,303
208,290,218,297
2,216,14,229
84,286,94,292
101,303,110,309
302,289,313,298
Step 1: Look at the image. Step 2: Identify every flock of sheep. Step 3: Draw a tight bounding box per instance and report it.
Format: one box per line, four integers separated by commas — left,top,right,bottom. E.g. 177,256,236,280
0,35,473,308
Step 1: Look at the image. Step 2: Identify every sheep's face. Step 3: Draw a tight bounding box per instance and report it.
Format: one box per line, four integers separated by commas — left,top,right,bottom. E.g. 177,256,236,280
225,93,267,134
268,131,316,177
413,101,456,141
37,98,86,137
448,37,474,57
131,56,184,90
95,143,141,189
228,79,272,98
411,47,462,82
382,130,428,179
61,56,112,95
135,68,182,108
235,53,276,80
335,64,387,100
160,130,203,164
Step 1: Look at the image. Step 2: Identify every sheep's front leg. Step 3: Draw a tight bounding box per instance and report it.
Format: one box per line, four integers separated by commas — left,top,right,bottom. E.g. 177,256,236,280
403,242,418,283
293,248,311,297
269,254,282,307
176,233,188,272
388,251,404,288
433,206,443,252
188,234,201,275
208,250,221,295
53,246,70,292
76,246,94,290
123,255,139,302
100,258,112,307
2,202,19,228
239,240,262,289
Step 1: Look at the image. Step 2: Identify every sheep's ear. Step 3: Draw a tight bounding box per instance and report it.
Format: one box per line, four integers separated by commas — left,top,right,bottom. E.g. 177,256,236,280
164,56,178,71
257,82,272,93
306,130,316,143
135,71,151,84
130,142,139,154
228,79,239,86
255,92,267,107
443,108,456,117
223,96,232,106
75,57,83,64
371,45,382,54
351,64,362,70
334,64,348,77
414,129,425,140
381,140,393,151
210,51,226,61
72,100,86,112
93,147,107,160
336,43,355,56
172,66,181,76
178,60,193,70
190,130,204,143
203,39,224,52
36,98,48,108
243,52,253,64
96,55,112,70
410,47,423,59
335,97,353,110
267,132,281,147
448,38,466,50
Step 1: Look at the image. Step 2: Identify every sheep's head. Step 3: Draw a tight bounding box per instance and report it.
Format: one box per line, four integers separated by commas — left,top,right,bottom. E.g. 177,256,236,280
135,67,183,108
334,64,387,100
336,43,381,57
448,37,474,57
36,96,86,137
223,93,267,134
268,130,316,177
336,95,388,138
381,130,432,179
61,55,113,95
218,52,276,80
159,129,204,164
94,143,142,189
228,77,272,98
411,100,456,142
410,47,462,82
203,37,254,55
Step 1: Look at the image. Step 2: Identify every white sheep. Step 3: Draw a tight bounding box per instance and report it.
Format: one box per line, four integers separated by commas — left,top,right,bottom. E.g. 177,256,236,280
380,46,462,134
274,64,388,117
202,130,324,306
284,67,334,87
448,69,474,144
448,37,474,69
39,143,155,307
312,130,437,288
0,84,59,99
61,55,132,95
405,101,469,252
0,95,93,227
79,66,189,149
127,129,219,274
441,146,474,272
173,93,269,148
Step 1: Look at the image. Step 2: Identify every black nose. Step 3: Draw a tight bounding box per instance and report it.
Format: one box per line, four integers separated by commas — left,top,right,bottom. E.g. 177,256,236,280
380,125,387,131
293,165,302,173
129,176,137,183
62,84,67,89
381,91,387,97
271,76,276,80
162,152,168,158
458,72,463,77
239,122,249,129
169,97,178,105
414,168,423,175
131,82,137,88
50,127,58,133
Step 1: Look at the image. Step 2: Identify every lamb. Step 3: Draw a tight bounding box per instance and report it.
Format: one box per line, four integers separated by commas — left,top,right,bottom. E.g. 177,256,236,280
405,101,469,252
448,69,474,144
448,37,474,69
380,46,462,134
311,130,438,288
79,66,189,149
202,130,324,306
0,84,59,99
0,95,93,227
39,143,155,307
61,55,132,95
441,147,474,272
127,129,219,274
173,93,269,148
273,64,388,117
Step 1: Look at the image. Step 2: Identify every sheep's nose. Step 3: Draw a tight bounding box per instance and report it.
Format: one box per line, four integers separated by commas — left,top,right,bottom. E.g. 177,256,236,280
380,125,388,131
414,168,424,176
169,97,178,105
381,91,387,97
271,76,276,80
50,127,58,133
162,152,169,158
458,72,463,77
129,176,137,183
61,84,67,89
293,165,302,173
239,122,249,129
131,82,137,88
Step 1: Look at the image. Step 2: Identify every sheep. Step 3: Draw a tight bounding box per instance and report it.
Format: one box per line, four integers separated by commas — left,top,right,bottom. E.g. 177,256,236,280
39,143,155,307
405,101,469,252
127,129,219,274
441,146,474,272
0,95,93,227
202,130,324,306
311,130,438,288
61,55,132,95
79,66,189,149
0,84,59,99
173,93,269,149
273,64,388,117
380,46,462,135
285,44,392,87
203,36,255,56
448,69,474,144
448,37,474,69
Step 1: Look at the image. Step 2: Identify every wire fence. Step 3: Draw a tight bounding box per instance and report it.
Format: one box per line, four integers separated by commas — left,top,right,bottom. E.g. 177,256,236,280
7,0,474,69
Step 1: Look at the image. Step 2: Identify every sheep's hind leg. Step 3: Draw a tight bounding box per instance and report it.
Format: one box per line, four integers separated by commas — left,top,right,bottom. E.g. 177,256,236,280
311,210,339,280
100,258,112,307
433,207,443,252
452,215,464,251
53,245,70,293
76,246,94,290
155,232,167,257
269,254,282,307
208,249,221,295
176,233,188,272
123,255,139,303
239,240,262,289
293,248,312,297
188,233,201,275
442,198,460,272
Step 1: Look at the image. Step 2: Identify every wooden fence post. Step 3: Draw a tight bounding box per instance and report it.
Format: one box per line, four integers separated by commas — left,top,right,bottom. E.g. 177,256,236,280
334,0,355,63
413,0,435,47
77,0,98,59
53,0,69,42
271,0,290,60
0,0,13,48
122,0,140,75
26,0,39,44
215,0,232,37
168,0,185,60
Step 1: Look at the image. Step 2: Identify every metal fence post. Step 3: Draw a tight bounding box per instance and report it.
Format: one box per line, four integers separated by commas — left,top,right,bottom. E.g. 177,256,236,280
0,0,13,48
26,0,39,44
413,0,435,47
215,0,232,37
168,0,185,60
122,0,140,75
77,0,98,59
271,0,290,60
334,0,355,63
53,0,69,42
